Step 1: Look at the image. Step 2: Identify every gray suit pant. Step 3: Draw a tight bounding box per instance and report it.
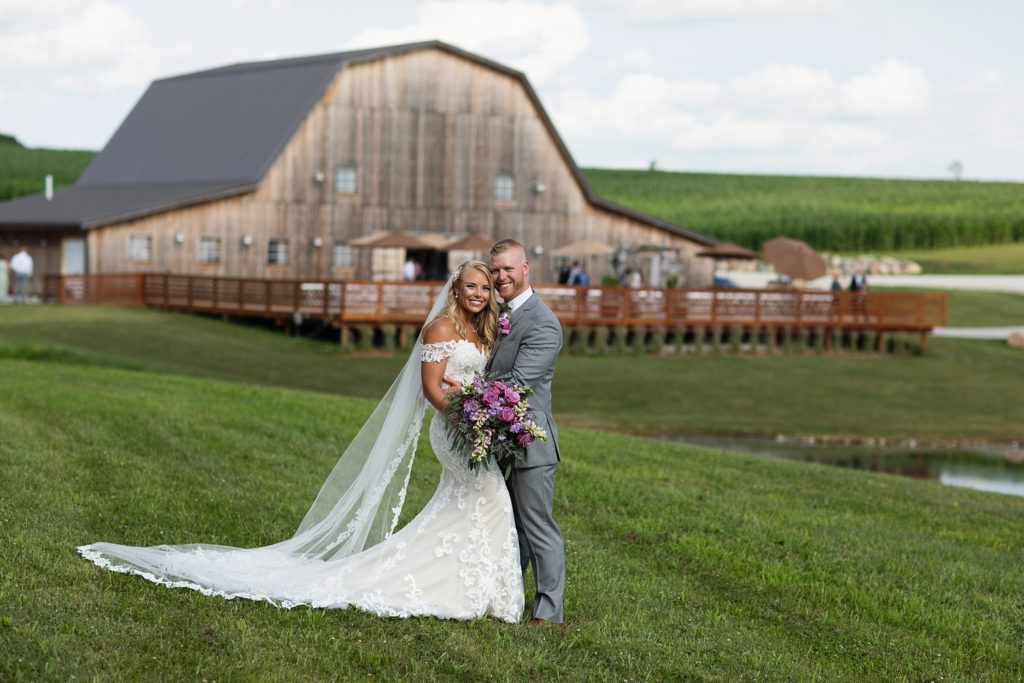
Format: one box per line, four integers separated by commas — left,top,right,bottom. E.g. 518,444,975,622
507,464,565,623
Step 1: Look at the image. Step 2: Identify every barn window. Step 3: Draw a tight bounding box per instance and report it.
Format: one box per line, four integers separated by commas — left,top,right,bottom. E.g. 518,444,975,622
370,247,404,281
334,166,358,194
199,237,221,263
129,234,152,261
495,174,515,201
268,239,289,265
333,242,354,267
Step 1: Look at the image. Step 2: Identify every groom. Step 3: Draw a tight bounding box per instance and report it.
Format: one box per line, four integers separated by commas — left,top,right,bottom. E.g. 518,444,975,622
486,239,565,625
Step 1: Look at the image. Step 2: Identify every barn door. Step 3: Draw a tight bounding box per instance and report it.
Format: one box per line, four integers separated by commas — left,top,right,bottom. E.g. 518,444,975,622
62,238,86,275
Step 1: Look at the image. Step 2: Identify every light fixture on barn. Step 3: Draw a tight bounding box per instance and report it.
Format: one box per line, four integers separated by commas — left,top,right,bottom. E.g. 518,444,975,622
174,232,185,245
240,234,254,247
533,244,544,256
532,180,546,194
310,237,324,249
312,169,325,184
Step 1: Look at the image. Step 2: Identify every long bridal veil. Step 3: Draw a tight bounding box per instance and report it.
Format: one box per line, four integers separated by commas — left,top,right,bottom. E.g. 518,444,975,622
78,278,455,607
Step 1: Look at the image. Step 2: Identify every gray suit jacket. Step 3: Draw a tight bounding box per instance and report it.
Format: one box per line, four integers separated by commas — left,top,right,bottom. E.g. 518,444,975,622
486,291,562,468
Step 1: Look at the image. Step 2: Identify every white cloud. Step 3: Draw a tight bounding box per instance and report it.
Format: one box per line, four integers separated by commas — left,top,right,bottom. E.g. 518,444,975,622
0,0,81,22
210,0,291,13
0,1,157,94
551,59,927,161
842,60,930,117
346,0,587,84
596,48,656,75
957,68,1003,96
726,60,929,118
591,0,841,22
728,63,836,116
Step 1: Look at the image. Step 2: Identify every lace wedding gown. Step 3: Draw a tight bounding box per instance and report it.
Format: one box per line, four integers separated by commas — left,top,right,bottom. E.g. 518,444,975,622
78,339,524,622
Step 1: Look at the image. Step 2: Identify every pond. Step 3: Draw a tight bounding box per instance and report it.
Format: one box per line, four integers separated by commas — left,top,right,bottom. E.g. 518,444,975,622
674,435,1024,497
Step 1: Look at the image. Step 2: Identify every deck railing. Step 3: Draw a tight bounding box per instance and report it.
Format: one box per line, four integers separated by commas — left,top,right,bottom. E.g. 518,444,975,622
44,273,947,331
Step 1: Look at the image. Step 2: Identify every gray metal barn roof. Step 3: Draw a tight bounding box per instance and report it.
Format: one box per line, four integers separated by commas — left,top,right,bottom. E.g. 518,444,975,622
0,183,253,229
0,43,435,230
77,47,401,186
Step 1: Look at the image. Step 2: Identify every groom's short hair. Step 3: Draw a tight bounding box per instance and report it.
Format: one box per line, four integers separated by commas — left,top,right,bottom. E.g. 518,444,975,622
490,239,525,259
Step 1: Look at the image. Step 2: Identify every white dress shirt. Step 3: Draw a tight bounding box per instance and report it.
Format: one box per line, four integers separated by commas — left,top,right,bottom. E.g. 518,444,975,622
10,251,33,276
505,288,533,313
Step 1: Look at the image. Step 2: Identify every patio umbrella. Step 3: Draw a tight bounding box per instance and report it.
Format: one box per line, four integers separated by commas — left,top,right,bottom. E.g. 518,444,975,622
696,241,758,260
347,230,389,246
443,233,494,251
551,239,616,257
351,230,435,249
762,236,827,280
415,233,452,250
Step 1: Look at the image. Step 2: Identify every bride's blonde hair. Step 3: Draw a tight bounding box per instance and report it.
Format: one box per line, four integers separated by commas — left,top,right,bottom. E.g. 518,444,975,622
437,260,498,352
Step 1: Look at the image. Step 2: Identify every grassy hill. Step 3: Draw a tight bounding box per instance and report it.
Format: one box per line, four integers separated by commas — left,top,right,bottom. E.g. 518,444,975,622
2,350,1022,680
881,242,1024,275
2,305,1023,443
0,135,94,201
583,168,1024,252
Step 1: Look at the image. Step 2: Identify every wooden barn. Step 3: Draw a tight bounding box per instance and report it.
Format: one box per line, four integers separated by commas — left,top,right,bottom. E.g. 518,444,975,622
0,40,717,293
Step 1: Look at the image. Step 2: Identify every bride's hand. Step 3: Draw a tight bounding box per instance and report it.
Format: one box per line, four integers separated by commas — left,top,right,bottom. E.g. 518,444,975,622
442,375,462,392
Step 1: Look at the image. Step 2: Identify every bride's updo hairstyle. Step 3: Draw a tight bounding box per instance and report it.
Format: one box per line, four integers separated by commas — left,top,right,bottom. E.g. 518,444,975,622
437,260,499,352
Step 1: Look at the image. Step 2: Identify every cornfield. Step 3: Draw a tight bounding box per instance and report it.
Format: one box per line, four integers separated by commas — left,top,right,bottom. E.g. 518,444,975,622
0,142,94,201
584,168,1024,251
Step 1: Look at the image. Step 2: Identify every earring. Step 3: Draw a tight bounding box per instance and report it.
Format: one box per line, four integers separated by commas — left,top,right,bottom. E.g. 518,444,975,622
454,293,459,299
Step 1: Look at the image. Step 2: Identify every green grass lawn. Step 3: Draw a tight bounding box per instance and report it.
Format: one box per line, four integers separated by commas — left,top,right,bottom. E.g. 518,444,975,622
883,242,1024,275
2,356,1022,681
555,338,1023,441
1,305,1022,442
892,288,1024,327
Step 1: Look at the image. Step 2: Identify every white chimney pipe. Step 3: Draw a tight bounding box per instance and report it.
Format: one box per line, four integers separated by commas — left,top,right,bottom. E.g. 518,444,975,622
45,174,53,201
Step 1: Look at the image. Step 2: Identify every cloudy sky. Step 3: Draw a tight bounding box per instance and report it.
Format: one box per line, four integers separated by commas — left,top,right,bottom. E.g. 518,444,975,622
1,0,1021,180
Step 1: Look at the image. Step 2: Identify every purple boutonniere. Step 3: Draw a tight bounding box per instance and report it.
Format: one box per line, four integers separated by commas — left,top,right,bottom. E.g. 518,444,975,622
498,313,511,336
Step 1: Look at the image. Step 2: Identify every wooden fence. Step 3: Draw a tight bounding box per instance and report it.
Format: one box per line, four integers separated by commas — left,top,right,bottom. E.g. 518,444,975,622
44,273,947,350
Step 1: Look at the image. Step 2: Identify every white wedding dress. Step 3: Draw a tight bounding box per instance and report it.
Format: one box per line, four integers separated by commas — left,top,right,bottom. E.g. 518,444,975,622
78,339,524,622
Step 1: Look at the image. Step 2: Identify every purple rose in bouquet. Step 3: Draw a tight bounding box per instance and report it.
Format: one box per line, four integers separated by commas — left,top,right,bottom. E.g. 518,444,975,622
516,432,535,447
444,373,548,472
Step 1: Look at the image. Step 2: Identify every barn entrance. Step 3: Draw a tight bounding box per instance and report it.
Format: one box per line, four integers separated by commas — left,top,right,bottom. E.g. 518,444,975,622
407,248,448,281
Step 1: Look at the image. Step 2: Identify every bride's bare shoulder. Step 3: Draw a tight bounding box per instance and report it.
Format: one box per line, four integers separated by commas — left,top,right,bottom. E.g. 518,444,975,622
423,316,459,345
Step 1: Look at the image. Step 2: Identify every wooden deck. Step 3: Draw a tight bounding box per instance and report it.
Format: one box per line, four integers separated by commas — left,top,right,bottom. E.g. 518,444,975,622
44,274,947,351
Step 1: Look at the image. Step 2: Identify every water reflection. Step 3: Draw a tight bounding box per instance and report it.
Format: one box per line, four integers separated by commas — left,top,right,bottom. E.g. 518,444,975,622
675,436,1024,497
938,462,1024,497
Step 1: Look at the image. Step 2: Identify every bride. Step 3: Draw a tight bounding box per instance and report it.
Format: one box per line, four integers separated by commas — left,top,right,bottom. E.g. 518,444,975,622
78,260,524,622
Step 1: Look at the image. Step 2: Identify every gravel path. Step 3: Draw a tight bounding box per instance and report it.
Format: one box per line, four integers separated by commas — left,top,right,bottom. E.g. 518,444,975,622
868,275,1024,293
933,326,1024,340
719,271,1024,293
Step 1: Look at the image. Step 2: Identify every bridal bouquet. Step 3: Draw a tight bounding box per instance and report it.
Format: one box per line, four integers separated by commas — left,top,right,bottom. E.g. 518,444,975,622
445,374,548,471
